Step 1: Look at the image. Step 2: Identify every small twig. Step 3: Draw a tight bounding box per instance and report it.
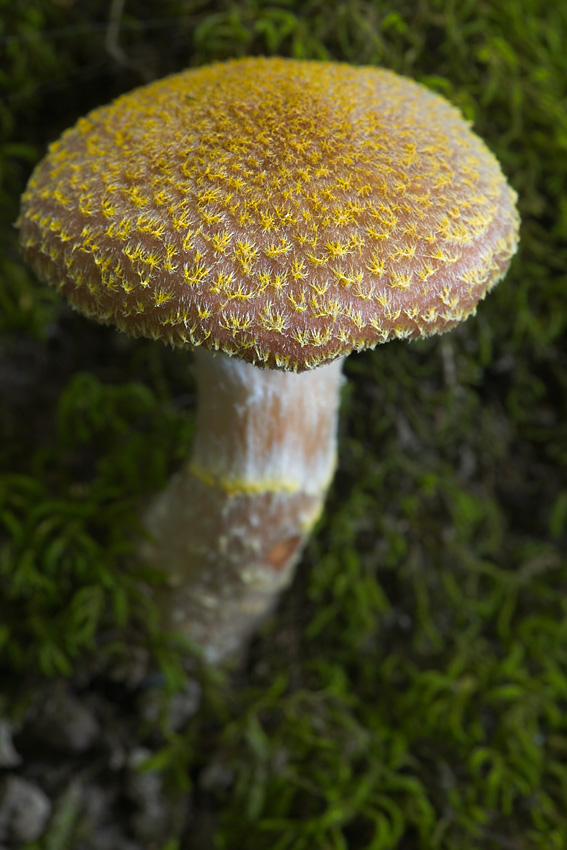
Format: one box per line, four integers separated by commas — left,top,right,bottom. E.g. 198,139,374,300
105,0,154,83
440,336,464,397
105,0,129,68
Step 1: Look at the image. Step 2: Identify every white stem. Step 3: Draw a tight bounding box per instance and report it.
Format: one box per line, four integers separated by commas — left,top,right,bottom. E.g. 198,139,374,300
139,350,344,662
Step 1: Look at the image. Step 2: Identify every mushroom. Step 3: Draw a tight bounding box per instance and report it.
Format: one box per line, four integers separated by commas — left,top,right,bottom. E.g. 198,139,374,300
18,57,519,662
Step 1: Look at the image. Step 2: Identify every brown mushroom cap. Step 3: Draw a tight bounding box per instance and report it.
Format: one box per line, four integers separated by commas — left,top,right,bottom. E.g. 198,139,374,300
19,57,519,371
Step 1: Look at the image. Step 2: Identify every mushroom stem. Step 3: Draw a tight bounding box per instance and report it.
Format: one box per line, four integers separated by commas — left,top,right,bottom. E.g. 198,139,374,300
139,349,344,662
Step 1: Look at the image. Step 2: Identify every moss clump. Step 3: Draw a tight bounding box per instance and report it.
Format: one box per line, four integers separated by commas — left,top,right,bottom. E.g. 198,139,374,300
0,368,194,676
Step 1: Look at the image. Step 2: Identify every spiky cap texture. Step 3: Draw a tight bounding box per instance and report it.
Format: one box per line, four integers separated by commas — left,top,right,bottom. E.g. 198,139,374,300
19,57,519,371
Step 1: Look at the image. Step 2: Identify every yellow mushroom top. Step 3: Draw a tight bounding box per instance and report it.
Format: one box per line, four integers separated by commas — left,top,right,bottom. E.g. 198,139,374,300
18,56,519,371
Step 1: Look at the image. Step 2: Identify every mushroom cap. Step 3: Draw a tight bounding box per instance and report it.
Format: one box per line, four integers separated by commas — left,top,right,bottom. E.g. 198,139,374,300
19,57,519,371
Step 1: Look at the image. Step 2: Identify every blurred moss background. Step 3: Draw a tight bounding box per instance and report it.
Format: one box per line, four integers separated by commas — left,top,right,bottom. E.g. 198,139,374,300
1,1,566,848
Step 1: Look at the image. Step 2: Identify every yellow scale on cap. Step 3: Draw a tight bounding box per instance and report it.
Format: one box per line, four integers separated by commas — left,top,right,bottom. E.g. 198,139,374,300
19,57,519,372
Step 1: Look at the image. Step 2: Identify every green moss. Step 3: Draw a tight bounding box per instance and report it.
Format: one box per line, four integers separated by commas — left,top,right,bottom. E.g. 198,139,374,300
0,368,194,676
1,0,566,847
